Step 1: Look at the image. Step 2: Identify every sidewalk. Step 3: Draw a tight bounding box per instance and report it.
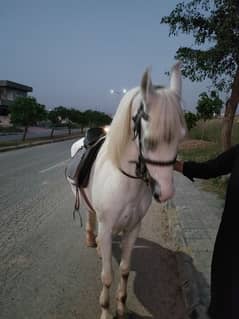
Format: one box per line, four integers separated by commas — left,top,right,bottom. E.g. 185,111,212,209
167,172,223,318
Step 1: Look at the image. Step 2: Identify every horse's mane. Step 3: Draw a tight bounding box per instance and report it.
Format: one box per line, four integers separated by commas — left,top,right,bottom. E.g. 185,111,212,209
105,87,186,168
147,88,186,145
105,87,139,168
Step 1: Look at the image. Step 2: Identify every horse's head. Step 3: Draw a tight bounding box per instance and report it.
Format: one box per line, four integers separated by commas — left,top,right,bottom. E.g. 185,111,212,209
131,62,186,202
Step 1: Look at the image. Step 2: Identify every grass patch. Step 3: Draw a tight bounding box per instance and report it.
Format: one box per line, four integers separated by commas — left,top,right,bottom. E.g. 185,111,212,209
179,141,227,199
179,116,238,199
189,117,239,144
179,142,221,162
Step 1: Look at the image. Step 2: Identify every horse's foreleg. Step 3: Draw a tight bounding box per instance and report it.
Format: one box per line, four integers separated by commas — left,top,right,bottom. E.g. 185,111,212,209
86,210,97,247
116,223,141,318
98,223,113,319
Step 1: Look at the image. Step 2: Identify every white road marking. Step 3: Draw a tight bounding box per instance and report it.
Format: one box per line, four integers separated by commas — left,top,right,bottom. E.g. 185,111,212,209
39,160,68,173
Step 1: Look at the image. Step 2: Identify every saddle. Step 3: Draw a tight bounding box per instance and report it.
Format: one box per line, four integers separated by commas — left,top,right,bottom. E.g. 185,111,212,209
65,127,106,188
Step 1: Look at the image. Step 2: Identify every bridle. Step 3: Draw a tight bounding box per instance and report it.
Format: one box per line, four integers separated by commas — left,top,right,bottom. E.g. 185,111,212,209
120,100,177,183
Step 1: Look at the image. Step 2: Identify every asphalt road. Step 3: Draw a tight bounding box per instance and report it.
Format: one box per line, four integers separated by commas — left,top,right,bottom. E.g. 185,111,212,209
0,140,186,319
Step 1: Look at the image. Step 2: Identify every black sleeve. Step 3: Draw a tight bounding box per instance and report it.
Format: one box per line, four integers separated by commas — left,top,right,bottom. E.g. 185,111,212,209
183,144,239,180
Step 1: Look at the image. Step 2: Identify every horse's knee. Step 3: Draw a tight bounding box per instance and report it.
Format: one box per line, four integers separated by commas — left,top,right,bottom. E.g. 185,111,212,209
119,261,130,276
101,271,113,288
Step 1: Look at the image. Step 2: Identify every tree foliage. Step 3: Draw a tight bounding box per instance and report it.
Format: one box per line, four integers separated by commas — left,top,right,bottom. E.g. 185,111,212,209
161,0,239,91
83,109,112,127
10,96,47,140
48,106,112,136
161,0,239,149
54,106,69,121
184,111,198,130
196,90,223,121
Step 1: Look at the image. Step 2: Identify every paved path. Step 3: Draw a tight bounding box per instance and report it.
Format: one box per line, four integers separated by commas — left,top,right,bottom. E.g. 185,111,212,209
168,172,224,317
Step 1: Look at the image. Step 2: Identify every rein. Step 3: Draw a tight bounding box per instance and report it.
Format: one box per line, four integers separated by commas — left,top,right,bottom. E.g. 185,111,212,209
120,101,177,182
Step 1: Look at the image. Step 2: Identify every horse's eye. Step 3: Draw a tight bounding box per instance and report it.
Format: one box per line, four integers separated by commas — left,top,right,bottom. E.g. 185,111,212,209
144,138,158,151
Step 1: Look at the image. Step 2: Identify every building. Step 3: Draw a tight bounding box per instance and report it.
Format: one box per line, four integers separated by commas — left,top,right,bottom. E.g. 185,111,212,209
0,80,33,116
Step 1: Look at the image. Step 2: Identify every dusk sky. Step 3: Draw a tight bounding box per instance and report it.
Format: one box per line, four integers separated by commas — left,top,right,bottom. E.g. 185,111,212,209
1,0,214,115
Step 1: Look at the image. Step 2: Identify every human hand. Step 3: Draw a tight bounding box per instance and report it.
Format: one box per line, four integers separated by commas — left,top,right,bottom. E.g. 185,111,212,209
174,160,184,173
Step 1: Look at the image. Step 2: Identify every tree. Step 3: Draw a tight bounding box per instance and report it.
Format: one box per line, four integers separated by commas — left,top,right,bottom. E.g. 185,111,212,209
196,91,223,121
10,96,46,140
48,109,61,138
184,111,198,130
67,108,84,134
161,0,239,149
54,106,69,121
54,106,71,134
83,110,112,127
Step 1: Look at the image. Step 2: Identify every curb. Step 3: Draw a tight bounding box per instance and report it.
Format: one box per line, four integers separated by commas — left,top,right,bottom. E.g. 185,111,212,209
166,203,210,319
0,134,83,153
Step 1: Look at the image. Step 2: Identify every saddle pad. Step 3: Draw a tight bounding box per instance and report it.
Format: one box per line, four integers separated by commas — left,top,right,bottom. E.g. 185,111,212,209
66,136,105,188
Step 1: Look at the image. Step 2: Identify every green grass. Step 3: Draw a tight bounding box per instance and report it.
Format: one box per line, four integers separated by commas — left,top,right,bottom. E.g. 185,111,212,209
179,142,227,199
189,117,239,144
179,142,221,162
178,116,239,200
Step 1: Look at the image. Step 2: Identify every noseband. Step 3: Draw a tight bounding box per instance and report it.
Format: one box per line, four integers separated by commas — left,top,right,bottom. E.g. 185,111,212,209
120,101,177,183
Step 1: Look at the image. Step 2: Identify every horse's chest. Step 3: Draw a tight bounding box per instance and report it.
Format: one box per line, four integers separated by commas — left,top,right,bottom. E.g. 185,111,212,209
113,202,150,234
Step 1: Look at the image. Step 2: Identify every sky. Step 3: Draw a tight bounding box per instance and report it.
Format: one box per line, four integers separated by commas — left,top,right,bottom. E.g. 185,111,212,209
0,0,214,115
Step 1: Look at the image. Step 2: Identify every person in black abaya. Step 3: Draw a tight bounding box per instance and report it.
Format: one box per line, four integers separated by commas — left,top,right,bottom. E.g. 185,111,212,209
174,144,239,319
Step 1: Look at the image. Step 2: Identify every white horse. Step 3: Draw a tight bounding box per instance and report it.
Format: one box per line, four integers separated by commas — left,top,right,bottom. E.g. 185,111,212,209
68,62,186,319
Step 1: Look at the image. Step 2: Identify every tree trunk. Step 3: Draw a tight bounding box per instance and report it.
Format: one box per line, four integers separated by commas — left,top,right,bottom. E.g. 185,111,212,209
22,127,28,141
221,67,239,150
50,127,54,138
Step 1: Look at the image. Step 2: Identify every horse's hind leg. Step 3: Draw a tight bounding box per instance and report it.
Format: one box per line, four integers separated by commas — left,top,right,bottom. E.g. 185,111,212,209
116,223,141,318
98,222,113,319
86,210,97,247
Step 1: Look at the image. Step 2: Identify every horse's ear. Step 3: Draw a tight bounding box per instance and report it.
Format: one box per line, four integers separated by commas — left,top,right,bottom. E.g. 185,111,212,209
141,68,154,102
170,61,182,97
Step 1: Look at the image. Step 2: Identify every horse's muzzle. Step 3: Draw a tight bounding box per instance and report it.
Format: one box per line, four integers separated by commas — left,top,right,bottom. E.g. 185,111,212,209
149,178,161,202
